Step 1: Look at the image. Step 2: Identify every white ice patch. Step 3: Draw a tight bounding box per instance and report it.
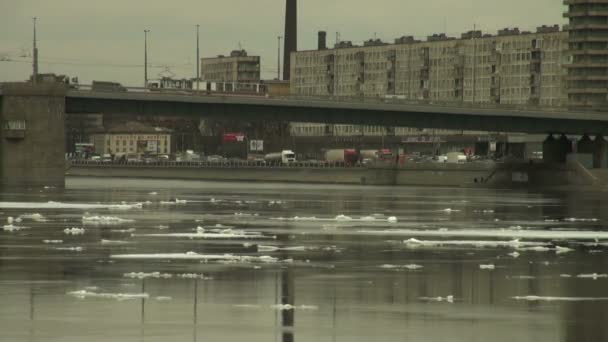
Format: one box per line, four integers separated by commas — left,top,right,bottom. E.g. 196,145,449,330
379,264,423,270
149,192,158,196
67,290,149,301
508,251,521,258
270,304,319,311
155,296,172,301
257,245,311,252
101,239,131,245
3,224,28,232
156,225,170,230
134,228,270,240
513,296,608,302
108,203,143,210
576,273,608,280
160,199,187,205
110,228,136,233
64,228,85,235
419,295,454,303
560,274,572,278
111,252,283,264
43,240,63,244
82,216,134,225
440,208,461,214
479,264,496,270
123,272,173,279
508,275,537,280
403,238,548,249
0,201,142,210
387,216,398,223
18,213,47,222
54,246,84,252
563,218,599,222
177,273,212,280
361,228,608,241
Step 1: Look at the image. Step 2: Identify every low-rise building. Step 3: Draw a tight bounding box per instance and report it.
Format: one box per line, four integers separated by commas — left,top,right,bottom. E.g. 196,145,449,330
91,122,172,156
201,50,261,92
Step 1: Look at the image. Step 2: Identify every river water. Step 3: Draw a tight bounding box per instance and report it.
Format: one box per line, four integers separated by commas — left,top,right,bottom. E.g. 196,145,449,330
1,178,607,342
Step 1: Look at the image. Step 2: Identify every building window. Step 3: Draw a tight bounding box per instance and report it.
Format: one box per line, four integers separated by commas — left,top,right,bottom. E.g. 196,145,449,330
3,120,26,130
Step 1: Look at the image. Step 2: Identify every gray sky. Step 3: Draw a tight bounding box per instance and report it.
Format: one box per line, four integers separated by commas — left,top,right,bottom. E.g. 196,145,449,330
0,0,565,86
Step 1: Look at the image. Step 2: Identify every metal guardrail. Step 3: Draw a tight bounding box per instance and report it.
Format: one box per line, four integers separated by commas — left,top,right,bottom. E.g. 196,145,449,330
69,160,369,169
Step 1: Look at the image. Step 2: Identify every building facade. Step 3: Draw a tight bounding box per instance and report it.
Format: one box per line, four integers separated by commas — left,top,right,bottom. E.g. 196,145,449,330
201,50,260,92
91,122,172,156
565,0,608,108
290,26,569,107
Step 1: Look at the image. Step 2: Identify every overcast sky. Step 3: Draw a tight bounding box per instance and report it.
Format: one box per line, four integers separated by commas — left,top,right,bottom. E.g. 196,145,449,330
0,0,565,86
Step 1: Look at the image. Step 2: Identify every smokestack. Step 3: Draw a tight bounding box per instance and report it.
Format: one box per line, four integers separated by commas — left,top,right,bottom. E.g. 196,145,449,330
283,0,297,80
318,31,327,50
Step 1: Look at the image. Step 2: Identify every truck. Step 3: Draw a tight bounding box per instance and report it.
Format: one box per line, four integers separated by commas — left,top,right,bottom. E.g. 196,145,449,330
264,150,296,165
324,149,359,166
446,152,467,164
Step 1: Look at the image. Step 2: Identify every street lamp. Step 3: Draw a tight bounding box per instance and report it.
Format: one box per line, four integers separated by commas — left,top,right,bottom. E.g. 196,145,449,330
196,24,200,91
277,36,282,80
144,29,150,88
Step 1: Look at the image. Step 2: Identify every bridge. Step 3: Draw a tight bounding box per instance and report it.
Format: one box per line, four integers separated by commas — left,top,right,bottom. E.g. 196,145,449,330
2,82,608,187
63,88,608,135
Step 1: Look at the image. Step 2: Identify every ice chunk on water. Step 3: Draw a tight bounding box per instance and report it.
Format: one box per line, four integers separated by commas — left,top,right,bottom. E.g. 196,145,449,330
479,264,495,270
101,240,130,245
43,240,63,244
387,216,398,223
6,217,13,224
54,246,84,252
149,192,158,196
82,216,134,225
271,304,319,311
379,264,423,270
155,296,172,301
111,252,283,264
576,273,608,280
64,228,85,235
513,296,608,302
18,213,47,222
123,272,173,279
67,290,149,301
419,295,454,303
3,224,29,232
508,251,521,258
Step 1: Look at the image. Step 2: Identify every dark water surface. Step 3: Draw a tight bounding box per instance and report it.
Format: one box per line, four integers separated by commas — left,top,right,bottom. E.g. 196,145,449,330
1,178,607,342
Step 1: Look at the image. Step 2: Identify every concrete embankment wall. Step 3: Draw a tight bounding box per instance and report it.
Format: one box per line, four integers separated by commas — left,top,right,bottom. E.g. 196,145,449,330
66,164,497,187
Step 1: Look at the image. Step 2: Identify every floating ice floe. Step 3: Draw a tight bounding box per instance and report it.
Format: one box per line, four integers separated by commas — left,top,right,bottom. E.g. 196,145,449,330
379,264,423,270
54,246,84,252
134,228,270,240
64,228,85,235
67,290,149,301
111,252,284,264
0,201,142,210
360,228,608,241
513,296,608,302
7,216,13,224
177,273,212,280
270,304,319,311
403,238,548,249
419,295,454,303
156,225,170,230
479,264,495,270
18,213,47,222
82,216,134,225
576,273,608,280
123,272,173,279
440,208,461,214
43,240,63,244
387,216,398,223
108,203,143,210
101,239,131,245
149,192,158,196
560,274,572,278
160,199,187,205
3,224,29,232
563,218,599,222
508,275,536,280
155,296,172,301
257,245,311,252
508,251,521,258
111,228,136,233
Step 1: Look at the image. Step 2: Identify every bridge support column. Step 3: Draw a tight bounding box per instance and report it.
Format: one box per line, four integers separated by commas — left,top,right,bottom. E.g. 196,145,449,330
593,135,607,169
542,134,559,163
0,82,66,188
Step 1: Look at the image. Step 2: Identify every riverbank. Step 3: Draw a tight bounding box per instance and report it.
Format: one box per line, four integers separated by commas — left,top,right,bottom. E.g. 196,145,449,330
66,161,601,189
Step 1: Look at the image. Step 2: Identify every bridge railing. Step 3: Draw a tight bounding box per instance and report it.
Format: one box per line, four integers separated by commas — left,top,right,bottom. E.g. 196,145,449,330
68,83,573,113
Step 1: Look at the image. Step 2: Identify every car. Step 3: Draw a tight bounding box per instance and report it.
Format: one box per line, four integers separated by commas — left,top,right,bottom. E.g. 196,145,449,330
90,155,101,161
206,155,226,163
101,154,113,163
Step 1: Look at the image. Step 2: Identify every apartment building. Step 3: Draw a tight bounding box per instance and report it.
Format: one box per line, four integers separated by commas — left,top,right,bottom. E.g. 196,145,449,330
290,26,568,107
564,0,608,108
201,49,260,92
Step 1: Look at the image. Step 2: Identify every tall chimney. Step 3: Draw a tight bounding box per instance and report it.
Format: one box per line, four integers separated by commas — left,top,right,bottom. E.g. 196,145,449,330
283,0,297,80
318,31,327,50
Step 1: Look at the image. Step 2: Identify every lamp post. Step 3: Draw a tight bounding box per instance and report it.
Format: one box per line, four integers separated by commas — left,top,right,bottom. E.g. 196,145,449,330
32,17,38,84
144,29,150,88
196,24,200,91
277,36,282,80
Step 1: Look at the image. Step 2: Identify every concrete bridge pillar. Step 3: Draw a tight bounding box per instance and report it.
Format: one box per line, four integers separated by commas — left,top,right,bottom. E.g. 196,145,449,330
593,135,607,169
542,134,559,163
0,82,67,188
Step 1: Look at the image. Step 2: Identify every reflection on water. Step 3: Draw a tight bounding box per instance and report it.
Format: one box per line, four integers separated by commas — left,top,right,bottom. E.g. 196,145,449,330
0,178,607,341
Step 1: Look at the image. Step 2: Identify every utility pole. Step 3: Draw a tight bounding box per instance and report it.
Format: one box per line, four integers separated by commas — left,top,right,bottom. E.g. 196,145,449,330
196,24,200,91
472,24,477,104
32,17,38,84
144,29,150,88
277,36,282,80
